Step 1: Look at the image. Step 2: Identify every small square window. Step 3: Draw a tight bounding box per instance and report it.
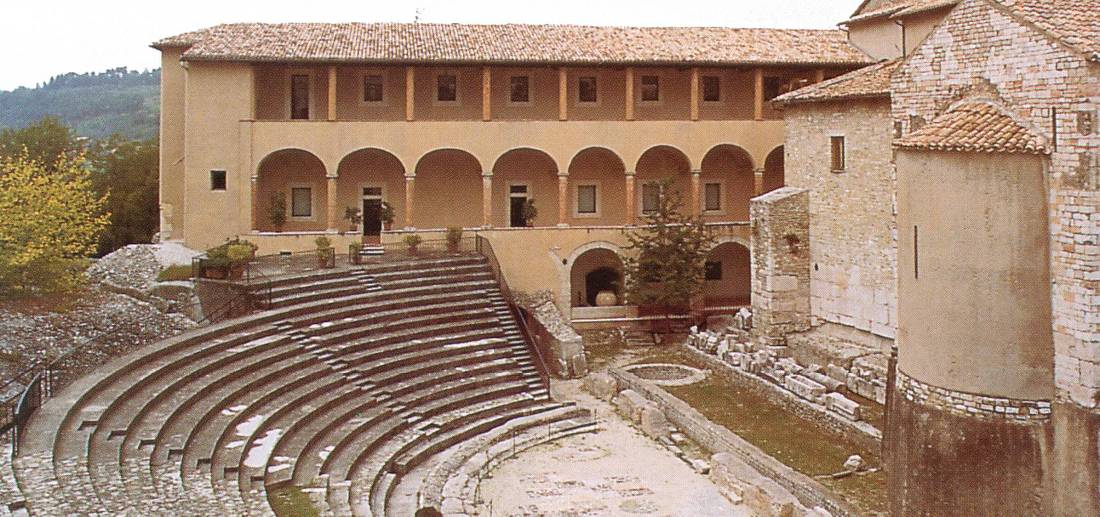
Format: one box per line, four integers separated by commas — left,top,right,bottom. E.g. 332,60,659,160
705,261,723,281
641,183,661,213
210,170,227,191
577,184,597,214
702,76,721,102
764,77,784,101
437,74,457,102
291,187,312,217
704,183,722,211
641,75,660,102
363,74,384,102
578,76,598,103
510,76,530,103
831,136,846,172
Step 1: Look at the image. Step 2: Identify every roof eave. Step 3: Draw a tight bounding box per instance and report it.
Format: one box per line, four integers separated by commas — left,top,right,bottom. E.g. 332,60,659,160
775,92,891,106
179,55,874,68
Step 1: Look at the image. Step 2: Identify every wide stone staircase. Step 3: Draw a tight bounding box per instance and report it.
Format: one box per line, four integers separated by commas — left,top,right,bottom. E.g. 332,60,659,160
7,254,593,516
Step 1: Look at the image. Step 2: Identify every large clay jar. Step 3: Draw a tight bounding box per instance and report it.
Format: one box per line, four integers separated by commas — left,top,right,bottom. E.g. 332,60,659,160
595,290,618,307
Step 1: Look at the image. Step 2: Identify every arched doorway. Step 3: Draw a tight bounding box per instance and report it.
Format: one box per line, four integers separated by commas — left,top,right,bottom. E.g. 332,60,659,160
336,148,406,236
413,149,482,229
703,241,751,308
567,147,627,226
700,144,754,222
570,247,625,308
763,146,785,194
635,145,691,217
491,148,559,228
256,149,328,232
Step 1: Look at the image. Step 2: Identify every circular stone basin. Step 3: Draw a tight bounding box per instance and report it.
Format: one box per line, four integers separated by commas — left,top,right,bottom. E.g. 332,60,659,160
624,363,706,386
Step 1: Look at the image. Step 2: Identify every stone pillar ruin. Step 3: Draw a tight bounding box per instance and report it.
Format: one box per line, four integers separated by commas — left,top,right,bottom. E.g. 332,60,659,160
749,187,811,344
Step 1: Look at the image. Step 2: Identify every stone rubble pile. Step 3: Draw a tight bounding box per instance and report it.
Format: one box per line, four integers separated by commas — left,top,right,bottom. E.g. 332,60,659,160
686,322,885,423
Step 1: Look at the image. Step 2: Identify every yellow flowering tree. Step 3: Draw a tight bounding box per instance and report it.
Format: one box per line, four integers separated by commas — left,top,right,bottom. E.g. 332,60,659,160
0,151,110,296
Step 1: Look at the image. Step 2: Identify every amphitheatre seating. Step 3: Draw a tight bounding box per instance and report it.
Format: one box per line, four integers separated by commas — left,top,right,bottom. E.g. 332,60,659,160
9,254,591,516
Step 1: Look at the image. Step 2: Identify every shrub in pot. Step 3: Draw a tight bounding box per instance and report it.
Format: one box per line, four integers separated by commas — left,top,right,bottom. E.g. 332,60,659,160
404,234,422,256
446,227,463,253
315,236,334,268
380,202,396,231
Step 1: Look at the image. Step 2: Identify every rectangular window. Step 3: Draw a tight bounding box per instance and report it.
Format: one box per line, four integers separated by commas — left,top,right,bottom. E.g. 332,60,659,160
577,184,597,215
704,182,722,211
291,187,312,217
641,75,660,102
641,183,661,214
363,74,384,102
578,76,598,103
705,261,722,281
702,76,721,102
210,170,227,191
763,76,784,101
830,136,846,171
291,74,310,119
437,74,457,102
362,186,383,197
509,76,530,103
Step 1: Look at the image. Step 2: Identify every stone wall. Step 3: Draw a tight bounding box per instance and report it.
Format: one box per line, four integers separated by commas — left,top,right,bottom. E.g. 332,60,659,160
890,0,1100,513
891,0,1099,410
783,100,897,339
750,188,811,342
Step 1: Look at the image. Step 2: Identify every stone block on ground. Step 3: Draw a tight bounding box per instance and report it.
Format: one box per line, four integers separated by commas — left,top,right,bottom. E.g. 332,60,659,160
824,392,861,421
568,352,588,378
640,406,670,440
583,373,618,401
709,453,803,517
803,370,843,392
690,459,711,475
785,374,826,403
614,389,651,423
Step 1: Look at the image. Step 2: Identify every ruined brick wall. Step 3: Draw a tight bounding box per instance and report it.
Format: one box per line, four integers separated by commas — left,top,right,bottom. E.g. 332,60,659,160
891,0,1099,411
784,100,898,339
750,188,811,341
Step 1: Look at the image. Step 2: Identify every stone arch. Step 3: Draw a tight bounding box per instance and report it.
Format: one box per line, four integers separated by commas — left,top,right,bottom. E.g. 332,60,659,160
763,145,785,195
413,148,483,229
700,144,755,222
491,148,559,227
569,245,627,308
255,148,328,232
567,147,628,225
635,145,692,215
336,148,407,230
703,241,752,307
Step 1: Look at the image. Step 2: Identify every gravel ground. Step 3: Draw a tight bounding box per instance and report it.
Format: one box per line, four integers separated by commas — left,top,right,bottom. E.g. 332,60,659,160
1,244,202,400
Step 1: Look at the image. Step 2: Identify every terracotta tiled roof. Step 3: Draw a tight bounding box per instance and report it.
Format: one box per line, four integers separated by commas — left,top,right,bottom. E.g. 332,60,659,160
152,23,873,67
773,59,901,105
895,101,1050,154
996,0,1100,62
846,0,958,23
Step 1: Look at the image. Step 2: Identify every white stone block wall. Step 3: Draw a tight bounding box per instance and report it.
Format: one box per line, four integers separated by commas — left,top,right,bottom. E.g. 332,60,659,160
784,100,898,339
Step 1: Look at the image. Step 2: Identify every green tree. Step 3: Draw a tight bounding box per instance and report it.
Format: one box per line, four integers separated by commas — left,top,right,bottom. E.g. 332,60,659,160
0,116,82,168
89,136,159,255
0,151,110,296
622,180,715,332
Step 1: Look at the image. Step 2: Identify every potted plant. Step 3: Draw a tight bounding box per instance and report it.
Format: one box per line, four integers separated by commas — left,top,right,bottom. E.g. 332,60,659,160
344,207,362,233
404,234,422,256
349,242,363,265
521,198,538,227
225,243,254,280
315,236,334,268
446,227,463,253
380,201,396,231
268,192,287,232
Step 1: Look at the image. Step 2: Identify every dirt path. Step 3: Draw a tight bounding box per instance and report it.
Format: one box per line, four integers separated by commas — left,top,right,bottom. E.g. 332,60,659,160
474,382,748,517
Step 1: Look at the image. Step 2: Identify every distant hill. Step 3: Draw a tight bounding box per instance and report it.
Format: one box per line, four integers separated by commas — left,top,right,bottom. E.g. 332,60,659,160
0,67,160,141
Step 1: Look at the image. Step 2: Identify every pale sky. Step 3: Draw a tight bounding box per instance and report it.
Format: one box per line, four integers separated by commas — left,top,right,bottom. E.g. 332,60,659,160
0,0,856,91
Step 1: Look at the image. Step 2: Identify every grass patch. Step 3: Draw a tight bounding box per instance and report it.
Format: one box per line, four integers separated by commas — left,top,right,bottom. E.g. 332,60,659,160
156,264,194,282
268,486,319,517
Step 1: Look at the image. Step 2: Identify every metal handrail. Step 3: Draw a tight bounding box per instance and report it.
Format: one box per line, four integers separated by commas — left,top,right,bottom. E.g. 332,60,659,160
474,235,551,391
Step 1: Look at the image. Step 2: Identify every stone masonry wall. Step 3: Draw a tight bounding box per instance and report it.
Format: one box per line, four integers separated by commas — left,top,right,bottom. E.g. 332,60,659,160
750,188,811,342
891,0,1100,411
784,100,898,339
